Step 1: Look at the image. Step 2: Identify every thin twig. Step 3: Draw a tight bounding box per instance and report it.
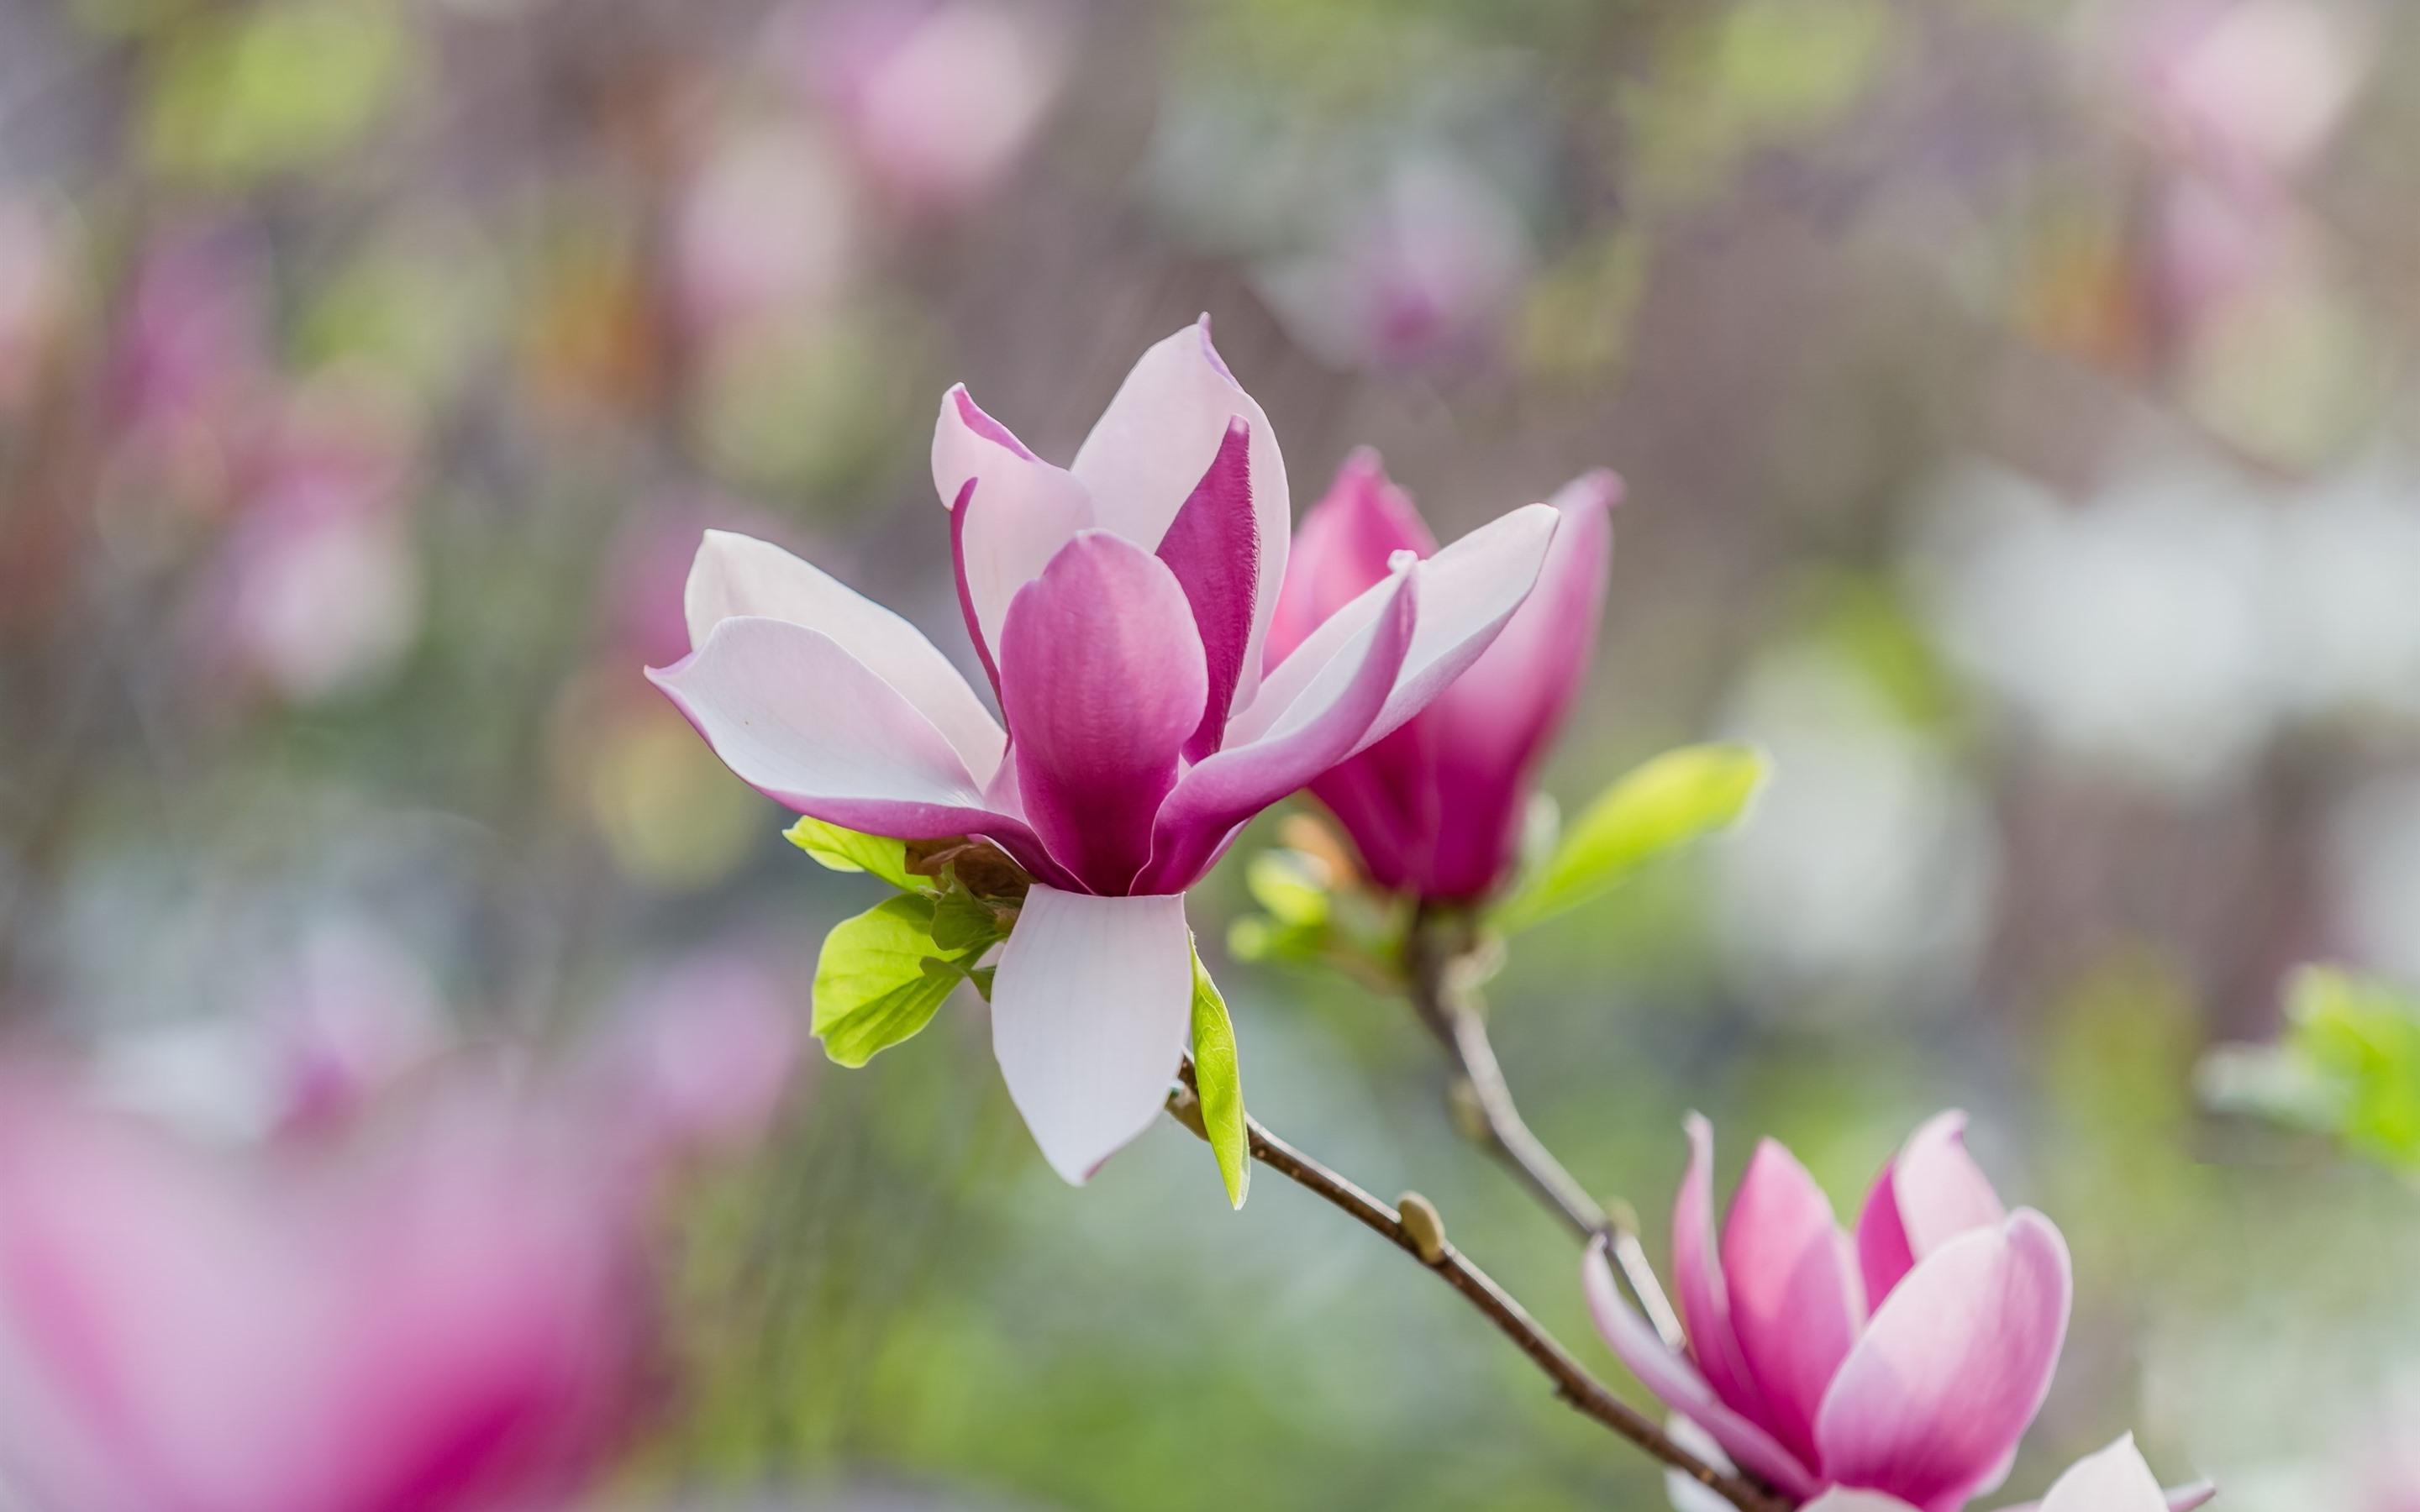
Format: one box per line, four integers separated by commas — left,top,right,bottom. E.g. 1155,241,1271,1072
1404,905,1689,1353
1167,1067,1786,1512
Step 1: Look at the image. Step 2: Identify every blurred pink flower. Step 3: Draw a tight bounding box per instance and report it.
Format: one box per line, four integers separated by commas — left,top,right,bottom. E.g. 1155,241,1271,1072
1266,449,1614,901
2130,0,2367,183
670,118,855,340
787,0,1069,213
0,201,65,409
590,947,803,1163
255,920,450,1137
0,1069,655,1512
2121,0,2369,351
651,318,1557,1182
108,225,271,468
200,381,424,703
1255,160,1532,370
1587,1114,2072,1509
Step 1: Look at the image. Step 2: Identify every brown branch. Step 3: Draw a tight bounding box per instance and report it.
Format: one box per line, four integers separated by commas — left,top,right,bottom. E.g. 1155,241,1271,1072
1168,1067,1786,1512
1404,905,1689,1353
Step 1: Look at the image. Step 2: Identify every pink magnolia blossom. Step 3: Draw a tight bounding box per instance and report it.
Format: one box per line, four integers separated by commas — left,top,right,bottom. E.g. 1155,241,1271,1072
787,0,1069,215
0,1071,654,1512
1265,449,1615,901
1586,1113,2073,1510
1255,159,1532,371
197,384,423,704
1795,1436,2214,1512
650,318,1559,1182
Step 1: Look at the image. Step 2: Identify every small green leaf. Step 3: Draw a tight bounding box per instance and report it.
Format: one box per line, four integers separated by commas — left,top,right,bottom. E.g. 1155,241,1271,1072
1494,743,1770,932
812,895,964,1068
2202,966,2420,1177
786,818,920,892
930,888,1005,953
1189,947,1249,1210
2287,967,2420,1172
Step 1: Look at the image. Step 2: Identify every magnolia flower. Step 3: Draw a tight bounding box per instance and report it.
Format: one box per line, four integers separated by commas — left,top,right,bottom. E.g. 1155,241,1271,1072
1255,158,1532,371
1266,449,1614,900
1586,1113,2072,1509
0,1072,652,1512
786,0,1069,214
650,319,1559,1182
1795,1436,2214,1512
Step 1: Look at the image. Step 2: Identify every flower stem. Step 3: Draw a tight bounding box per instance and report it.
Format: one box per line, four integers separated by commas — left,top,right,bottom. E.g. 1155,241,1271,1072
1404,905,1689,1353
1166,1065,1784,1512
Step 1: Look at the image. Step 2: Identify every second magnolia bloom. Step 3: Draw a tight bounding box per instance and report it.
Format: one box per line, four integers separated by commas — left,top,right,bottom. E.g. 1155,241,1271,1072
1587,1113,2073,1509
651,320,1569,1183
1270,449,1618,902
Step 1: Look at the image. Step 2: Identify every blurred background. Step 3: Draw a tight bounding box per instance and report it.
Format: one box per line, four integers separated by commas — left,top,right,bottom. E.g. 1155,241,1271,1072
1,0,2417,1507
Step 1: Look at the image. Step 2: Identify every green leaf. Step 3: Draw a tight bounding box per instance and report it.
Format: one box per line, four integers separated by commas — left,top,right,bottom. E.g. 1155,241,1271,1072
2288,967,2420,1172
1493,743,1771,932
1188,947,1249,1210
2202,966,2420,1176
930,888,1005,953
786,818,920,892
811,895,964,1068
144,0,409,186
1244,850,1331,929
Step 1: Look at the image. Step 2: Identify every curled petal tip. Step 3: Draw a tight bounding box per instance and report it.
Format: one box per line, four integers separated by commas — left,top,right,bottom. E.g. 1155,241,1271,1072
641,650,697,686
1196,312,1236,381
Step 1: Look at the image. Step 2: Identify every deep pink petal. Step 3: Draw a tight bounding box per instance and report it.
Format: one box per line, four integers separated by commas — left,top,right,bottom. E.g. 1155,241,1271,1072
998,532,1207,894
1265,448,1434,670
1155,417,1258,761
1303,719,1434,892
648,617,1051,869
1814,1211,2073,1511
1581,1242,1824,1500
1672,1115,1776,1431
1855,1112,2007,1306
1134,563,1415,893
1413,471,1617,897
933,385,1091,665
1231,501,1555,760
1720,1139,1867,1471
1069,318,1288,708
682,528,1005,784
990,887,1193,1184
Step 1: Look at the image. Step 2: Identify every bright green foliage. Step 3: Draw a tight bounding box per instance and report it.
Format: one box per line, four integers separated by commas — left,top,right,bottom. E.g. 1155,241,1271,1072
786,818,1018,1064
1492,743,1770,932
786,818,922,892
812,895,1005,1068
145,0,408,185
1188,947,1249,1210
2206,967,2420,1176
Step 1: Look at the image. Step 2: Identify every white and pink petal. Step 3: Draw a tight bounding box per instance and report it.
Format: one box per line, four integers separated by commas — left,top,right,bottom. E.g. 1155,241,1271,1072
1813,1210,2073,1512
989,886,1194,1185
681,530,1005,783
1068,318,1288,706
1856,1111,2007,1306
933,386,1092,666
1229,502,1556,756
650,616,1021,845
1135,562,1416,893
1581,1242,1825,1501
